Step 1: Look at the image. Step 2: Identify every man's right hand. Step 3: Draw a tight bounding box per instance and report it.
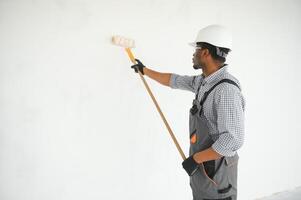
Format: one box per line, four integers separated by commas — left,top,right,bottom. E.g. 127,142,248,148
131,59,145,75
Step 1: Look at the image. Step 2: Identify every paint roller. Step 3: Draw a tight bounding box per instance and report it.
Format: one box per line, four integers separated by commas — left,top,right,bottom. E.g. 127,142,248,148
111,35,186,160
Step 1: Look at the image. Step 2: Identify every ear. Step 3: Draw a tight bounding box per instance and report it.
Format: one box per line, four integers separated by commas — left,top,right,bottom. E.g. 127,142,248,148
203,49,210,57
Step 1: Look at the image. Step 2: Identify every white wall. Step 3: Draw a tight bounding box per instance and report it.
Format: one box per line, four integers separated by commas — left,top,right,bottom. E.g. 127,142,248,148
1,0,301,199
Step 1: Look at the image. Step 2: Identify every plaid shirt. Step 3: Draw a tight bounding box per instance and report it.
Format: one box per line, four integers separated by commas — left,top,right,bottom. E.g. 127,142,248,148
169,66,245,157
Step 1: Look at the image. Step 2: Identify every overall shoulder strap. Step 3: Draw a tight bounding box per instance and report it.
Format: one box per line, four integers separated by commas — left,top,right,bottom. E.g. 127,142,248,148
200,79,241,107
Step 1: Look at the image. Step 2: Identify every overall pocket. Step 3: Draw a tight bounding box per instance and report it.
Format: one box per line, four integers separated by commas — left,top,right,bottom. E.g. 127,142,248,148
214,155,239,195
201,155,239,193
190,156,239,199
224,154,239,190
201,158,223,188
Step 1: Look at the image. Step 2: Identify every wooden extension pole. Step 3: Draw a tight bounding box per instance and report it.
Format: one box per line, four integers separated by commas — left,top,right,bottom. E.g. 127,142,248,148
125,47,186,160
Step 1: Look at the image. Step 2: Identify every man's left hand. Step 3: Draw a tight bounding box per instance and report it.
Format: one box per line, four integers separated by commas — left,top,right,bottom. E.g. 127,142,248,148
182,155,199,176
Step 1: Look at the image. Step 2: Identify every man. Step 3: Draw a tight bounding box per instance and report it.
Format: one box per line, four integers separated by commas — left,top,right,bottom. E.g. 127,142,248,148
131,25,245,200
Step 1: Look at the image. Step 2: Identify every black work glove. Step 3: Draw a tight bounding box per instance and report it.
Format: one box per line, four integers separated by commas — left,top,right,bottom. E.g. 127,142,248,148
131,59,145,75
182,155,199,176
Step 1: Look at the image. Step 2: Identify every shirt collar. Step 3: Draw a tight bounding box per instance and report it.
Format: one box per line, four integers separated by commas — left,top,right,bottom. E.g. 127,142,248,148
202,66,228,85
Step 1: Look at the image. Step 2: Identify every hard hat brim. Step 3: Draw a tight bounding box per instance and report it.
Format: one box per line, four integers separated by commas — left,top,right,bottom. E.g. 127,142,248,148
189,42,197,47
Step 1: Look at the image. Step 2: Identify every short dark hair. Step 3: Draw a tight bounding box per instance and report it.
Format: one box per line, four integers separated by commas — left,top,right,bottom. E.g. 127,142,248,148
196,42,230,63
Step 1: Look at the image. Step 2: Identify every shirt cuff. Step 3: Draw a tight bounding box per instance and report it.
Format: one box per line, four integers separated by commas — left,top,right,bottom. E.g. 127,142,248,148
212,141,236,157
169,73,179,89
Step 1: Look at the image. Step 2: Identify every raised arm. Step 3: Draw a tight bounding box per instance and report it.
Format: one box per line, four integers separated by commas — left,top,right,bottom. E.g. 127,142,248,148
131,59,201,93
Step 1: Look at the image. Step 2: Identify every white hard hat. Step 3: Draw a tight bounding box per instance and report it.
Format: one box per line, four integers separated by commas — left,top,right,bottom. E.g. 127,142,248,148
189,25,232,50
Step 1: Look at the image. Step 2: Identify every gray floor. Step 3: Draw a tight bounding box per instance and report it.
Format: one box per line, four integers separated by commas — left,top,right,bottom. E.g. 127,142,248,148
257,187,301,200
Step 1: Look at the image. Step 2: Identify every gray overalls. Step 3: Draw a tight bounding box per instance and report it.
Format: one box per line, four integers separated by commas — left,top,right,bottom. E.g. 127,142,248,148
189,79,240,200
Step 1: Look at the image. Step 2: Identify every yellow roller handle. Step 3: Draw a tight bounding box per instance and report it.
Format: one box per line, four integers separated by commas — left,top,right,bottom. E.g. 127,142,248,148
125,48,136,64
124,48,186,161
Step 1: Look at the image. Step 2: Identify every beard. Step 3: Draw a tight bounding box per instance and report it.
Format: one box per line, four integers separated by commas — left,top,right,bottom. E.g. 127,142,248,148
193,64,202,70
193,61,204,70
192,57,204,70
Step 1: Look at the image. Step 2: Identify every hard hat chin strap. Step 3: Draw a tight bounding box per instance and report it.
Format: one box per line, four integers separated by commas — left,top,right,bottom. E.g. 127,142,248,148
216,47,228,58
